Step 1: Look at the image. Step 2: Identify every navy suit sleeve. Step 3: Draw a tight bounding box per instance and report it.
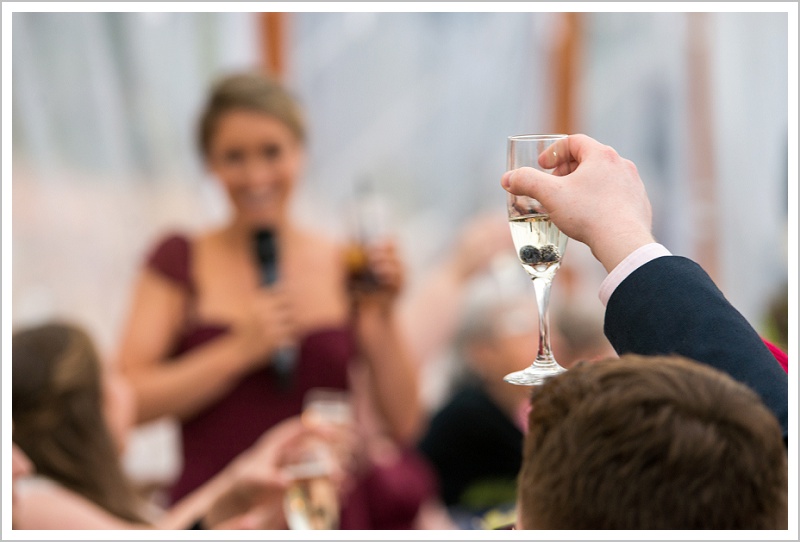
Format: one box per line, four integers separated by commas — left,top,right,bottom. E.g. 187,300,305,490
604,256,788,440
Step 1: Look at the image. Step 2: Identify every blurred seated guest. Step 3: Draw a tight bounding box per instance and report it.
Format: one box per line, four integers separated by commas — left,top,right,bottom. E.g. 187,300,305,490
417,263,550,528
114,71,427,528
517,355,787,529
12,441,141,530
400,212,513,383
12,321,343,530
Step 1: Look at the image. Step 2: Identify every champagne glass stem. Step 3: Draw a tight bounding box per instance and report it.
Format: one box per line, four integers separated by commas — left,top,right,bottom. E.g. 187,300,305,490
532,276,555,364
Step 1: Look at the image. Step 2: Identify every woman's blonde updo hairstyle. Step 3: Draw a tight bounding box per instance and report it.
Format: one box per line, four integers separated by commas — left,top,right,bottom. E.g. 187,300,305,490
197,71,307,158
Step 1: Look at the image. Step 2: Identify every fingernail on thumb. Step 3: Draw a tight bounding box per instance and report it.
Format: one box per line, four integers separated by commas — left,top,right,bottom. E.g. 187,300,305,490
501,171,512,189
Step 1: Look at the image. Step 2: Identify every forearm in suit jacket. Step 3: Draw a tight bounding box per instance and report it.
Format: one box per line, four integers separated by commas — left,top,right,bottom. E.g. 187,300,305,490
604,256,788,440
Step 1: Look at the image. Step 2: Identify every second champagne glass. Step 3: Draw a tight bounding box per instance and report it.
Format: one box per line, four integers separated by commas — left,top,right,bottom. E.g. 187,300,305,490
282,442,340,530
344,176,385,292
282,388,354,530
504,134,570,386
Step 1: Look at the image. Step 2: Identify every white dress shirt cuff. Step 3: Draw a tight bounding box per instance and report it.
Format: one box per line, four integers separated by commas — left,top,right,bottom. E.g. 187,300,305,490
598,243,673,306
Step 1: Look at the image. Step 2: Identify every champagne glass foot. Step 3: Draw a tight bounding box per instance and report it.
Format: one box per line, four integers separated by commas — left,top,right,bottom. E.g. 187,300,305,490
503,361,567,386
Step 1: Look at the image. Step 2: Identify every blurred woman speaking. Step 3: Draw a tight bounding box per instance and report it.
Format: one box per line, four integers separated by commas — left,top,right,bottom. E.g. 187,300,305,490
114,72,423,526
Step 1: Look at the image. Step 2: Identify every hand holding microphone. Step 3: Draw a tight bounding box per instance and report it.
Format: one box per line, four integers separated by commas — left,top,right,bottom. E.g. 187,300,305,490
253,229,298,390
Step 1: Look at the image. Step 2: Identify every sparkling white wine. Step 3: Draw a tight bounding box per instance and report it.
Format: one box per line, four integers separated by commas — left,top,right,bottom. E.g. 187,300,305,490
283,463,339,530
509,214,568,280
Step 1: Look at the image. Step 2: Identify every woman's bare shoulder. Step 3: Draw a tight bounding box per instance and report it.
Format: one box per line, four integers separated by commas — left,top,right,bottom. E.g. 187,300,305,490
13,476,144,530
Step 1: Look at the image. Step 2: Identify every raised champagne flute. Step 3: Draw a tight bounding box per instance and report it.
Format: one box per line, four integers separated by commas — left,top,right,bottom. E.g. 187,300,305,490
504,134,569,385
282,389,353,530
282,442,340,530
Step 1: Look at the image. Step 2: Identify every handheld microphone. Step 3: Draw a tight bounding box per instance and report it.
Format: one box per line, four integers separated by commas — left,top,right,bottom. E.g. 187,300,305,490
253,229,297,390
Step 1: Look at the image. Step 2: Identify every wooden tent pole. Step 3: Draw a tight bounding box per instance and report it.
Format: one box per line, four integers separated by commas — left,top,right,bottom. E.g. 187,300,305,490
260,12,286,79
687,12,720,282
552,12,582,134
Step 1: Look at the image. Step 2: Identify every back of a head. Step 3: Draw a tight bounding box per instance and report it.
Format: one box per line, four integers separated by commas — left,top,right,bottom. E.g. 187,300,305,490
450,263,536,384
454,256,536,353
518,355,787,529
12,321,146,523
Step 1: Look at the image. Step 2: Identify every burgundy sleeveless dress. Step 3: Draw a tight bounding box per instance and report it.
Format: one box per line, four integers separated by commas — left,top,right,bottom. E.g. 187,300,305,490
145,234,435,529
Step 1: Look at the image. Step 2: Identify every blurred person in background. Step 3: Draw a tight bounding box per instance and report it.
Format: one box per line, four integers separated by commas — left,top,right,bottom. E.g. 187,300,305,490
12,320,340,530
114,71,432,529
13,322,152,527
398,212,515,414
399,213,514,375
416,255,617,529
552,301,616,369
416,266,537,529
408,216,614,529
